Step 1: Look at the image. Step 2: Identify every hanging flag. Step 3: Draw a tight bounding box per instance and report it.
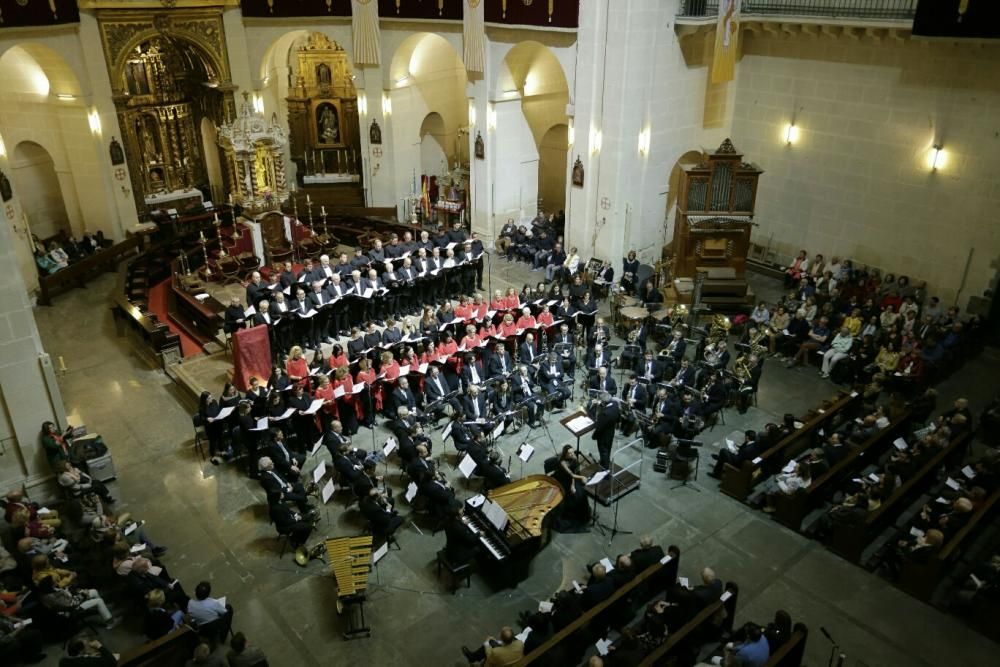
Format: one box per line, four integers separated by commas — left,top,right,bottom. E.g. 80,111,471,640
711,0,742,84
463,0,486,74
421,175,430,218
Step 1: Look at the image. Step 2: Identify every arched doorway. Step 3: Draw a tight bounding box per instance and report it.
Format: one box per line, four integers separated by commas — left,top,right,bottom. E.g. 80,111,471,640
495,41,570,221
0,43,87,295
538,124,568,215
390,33,469,216
10,141,70,241
419,112,448,177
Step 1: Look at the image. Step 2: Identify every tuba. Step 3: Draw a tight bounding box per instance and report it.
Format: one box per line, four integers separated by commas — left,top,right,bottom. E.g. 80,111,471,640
708,314,732,342
294,541,327,567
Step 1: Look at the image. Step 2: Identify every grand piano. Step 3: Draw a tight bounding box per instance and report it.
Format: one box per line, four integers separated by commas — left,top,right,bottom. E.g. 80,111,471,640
463,475,564,588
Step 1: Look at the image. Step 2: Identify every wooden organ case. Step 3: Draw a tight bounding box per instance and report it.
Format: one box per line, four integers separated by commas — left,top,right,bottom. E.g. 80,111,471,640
672,139,763,310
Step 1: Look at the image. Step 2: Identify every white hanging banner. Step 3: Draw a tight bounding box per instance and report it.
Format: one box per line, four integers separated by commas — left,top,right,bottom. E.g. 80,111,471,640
463,0,486,74
352,0,381,66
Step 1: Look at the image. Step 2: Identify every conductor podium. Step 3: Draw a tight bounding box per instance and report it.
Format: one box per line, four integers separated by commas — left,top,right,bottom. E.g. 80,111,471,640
325,536,373,639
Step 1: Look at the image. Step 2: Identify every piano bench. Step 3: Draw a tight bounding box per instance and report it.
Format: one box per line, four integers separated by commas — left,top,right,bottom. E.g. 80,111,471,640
437,549,473,593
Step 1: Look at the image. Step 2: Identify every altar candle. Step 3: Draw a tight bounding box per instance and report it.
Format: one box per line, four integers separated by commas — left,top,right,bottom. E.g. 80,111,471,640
228,193,233,204
306,194,311,204
214,212,219,223
321,205,327,216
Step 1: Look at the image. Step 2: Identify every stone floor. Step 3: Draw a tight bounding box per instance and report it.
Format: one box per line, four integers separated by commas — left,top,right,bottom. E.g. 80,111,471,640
30,266,1000,667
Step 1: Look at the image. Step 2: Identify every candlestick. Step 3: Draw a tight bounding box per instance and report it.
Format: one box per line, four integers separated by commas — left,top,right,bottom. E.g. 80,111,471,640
228,193,233,204
306,193,311,204
321,205,326,216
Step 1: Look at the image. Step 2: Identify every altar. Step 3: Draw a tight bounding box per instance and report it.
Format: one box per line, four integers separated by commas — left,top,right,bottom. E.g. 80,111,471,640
144,188,204,214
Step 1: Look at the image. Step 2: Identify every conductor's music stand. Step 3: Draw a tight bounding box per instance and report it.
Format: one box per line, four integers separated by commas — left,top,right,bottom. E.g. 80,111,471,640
560,409,596,454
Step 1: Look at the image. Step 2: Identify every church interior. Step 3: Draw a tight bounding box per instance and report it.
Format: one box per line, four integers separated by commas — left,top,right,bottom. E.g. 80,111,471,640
1,1,1000,666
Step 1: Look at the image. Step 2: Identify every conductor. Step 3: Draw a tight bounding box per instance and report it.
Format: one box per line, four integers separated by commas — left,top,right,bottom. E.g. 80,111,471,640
590,391,620,469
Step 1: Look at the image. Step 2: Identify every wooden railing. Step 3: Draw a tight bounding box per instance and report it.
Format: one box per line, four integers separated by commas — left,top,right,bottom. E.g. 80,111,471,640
38,236,142,306
772,411,912,530
825,430,971,563
116,624,197,666
720,390,861,501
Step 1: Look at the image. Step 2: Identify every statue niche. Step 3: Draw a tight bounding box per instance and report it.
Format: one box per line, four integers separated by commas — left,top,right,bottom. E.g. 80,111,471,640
285,33,361,185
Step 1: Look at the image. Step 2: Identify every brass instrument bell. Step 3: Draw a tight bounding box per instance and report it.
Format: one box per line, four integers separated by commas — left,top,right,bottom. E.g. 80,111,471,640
294,541,326,567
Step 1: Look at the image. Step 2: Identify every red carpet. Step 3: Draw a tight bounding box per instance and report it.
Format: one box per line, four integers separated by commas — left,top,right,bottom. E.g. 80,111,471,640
148,279,203,358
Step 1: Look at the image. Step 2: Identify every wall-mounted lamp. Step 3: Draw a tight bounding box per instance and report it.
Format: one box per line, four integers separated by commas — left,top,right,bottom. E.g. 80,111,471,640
567,120,575,147
382,93,392,116
358,94,368,116
590,126,602,154
638,127,651,155
87,109,102,136
783,123,799,145
56,94,76,101
928,144,945,171
487,105,497,132
0,134,6,158
468,102,477,126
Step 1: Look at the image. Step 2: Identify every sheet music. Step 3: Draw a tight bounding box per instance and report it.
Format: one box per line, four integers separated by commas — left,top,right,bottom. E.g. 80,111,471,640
517,443,534,462
596,639,612,656
212,406,235,421
310,437,324,457
250,417,269,432
333,385,345,398
244,306,256,317
538,601,553,613
302,399,325,415
441,421,454,440
458,454,478,479
312,460,327,484
373,541,389,564
405,482,418,503
483,499,508,531
586,470,609,486
515,627,533,643
659,554,673,565
945,477,961,490
599,557,615,572
893,438,908,451
321,479,336,503
566,415,595,433
492,420,505,440
352,382,365,394
382,438,397,457
130,543,147,554
962,465,976,479
273,407,296,421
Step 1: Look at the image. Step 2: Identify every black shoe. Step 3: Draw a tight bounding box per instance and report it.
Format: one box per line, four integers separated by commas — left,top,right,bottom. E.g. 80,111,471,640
152,546,168,557
462,646,475,663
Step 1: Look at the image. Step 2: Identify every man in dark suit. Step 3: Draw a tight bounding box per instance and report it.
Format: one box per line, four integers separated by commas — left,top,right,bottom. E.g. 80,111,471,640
461,385,489,422
444,506,480,564
245,271,266,310
711,430,760,478
406,444,434,484
630,535,666,573
391,377,421,417
591,392,620,469
460,354,487,388
552,324,576,374
425,366,458,419
268,499,315,547
477,450,511,491
513,365,543,425
306,280,335,344
329,442,365,486
621,374,648,413
518,333,540,366
672,359,697,387
538,352,571,409
586,343,611,373
359,488,403,547
258,456,311,512
265,430,305,478
223,297,247,334
638,351,664,384
661,330,687,375
589,367,618,395
488,342,514,378
580,563,616,610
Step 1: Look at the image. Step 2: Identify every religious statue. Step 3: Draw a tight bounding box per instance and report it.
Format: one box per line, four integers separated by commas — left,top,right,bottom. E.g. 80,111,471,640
572,156,585,187
316,63,332,87
0,170,12,202
474,132,485,160
317,103,340,144
369,119,382,145
109,137,125,166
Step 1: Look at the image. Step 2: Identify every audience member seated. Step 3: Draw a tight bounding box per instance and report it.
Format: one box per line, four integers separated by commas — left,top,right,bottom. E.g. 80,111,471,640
187,580,234,642
227,631,268,667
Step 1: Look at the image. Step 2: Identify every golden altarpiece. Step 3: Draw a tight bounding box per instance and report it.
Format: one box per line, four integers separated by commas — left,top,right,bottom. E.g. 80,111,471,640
670,138,763,309
216,93,289,213
97,8,236,213
285,33,362,184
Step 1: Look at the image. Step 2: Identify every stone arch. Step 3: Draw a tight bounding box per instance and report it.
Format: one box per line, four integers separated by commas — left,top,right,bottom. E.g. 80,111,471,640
419,112,448,177
110,28,229,95
666,149,704,215
495,41,569,149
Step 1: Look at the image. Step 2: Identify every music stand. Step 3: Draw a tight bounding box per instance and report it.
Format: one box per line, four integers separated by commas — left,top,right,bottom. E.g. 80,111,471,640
671,439,703,491
560,409,595,454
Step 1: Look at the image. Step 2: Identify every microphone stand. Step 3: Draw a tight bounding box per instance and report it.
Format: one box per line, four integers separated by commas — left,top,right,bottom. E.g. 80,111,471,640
820,626,844,667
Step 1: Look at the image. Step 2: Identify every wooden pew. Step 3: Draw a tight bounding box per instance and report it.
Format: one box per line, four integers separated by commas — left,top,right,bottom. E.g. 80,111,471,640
720,391,861,502
116,625,198,666
637,585,738,667
38,236,142,305
764,624,808,667
897,487,1000,601
517,559,670,666
772,411,912,531
112,269,180,355
825,430,971,563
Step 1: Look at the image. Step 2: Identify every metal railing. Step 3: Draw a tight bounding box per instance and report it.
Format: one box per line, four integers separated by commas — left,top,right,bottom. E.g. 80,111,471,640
679,0,917,21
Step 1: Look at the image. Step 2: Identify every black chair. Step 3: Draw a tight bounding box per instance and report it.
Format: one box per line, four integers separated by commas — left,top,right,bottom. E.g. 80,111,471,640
191,413,206,460
436,548,472,593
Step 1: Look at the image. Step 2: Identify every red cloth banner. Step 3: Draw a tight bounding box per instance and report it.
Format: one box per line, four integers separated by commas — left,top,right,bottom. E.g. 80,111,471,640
233,326,272,392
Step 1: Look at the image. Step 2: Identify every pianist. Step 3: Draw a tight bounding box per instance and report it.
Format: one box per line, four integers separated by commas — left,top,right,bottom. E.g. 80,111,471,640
444,505,481,565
